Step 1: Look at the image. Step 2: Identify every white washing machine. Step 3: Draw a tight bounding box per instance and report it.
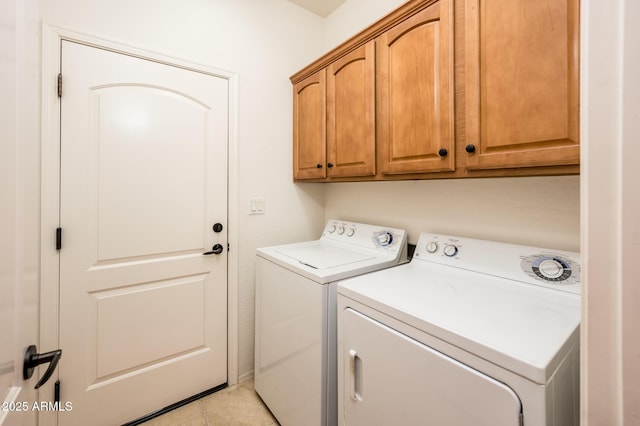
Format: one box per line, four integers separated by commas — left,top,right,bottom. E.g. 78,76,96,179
337,232,581,426
254,220,408,426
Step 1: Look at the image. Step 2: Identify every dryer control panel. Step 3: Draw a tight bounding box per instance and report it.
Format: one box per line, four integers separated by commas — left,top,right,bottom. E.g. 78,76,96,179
413,232,581,294
520,253,580,285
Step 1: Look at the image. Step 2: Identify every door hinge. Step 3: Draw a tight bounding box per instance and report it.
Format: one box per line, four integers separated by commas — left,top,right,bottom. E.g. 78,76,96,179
54,380,60,404
57,73,62,98
227,243,230,252
56,228,62,250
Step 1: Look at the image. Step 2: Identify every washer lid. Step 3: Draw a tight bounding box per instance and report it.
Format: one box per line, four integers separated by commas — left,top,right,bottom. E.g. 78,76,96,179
338,261,581,385
257,239,404,284
276,244,375,269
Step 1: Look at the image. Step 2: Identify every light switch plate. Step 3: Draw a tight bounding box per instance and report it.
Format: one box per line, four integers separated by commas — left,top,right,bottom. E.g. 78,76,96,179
249,198,265,215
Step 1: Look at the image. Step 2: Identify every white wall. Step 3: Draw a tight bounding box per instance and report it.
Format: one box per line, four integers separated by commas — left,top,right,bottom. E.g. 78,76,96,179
323,0,404,49
324,177,580,250
321,0,581,253
39,0,327,380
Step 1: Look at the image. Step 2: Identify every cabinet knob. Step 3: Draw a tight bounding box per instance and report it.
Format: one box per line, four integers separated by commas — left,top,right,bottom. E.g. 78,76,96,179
465,144,476,153
327,162,334,168
438,148,448,157
316,163,323,168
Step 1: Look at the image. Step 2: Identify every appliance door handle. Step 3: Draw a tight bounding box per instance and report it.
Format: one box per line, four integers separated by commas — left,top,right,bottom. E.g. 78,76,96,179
349,349,362,402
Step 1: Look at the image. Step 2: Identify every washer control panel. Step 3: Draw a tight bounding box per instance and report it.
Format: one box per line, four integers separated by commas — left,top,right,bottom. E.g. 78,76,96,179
373,231,394,247
322,219,407,254
414,232,581,294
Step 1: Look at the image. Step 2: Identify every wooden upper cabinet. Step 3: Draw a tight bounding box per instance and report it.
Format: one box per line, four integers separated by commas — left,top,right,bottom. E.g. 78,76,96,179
464,0,580,170
293,70,326,179
291,0,580,181
377,0,454,175
293,43,375,180
327,41,376,178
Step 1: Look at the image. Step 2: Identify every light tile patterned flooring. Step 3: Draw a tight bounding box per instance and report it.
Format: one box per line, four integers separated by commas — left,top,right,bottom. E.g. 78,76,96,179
145,379,279,426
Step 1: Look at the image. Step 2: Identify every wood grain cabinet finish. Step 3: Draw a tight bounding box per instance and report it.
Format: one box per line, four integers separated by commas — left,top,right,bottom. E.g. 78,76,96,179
290,0,580,182
293,70,326,180
378,0,454,175
327,41,376,178
463,0,580,170
293,43,375,180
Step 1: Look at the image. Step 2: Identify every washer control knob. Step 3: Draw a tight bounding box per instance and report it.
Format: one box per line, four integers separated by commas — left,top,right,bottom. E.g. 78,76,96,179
337,224,346,235
374,231,394,247
346,227,356,237
538,259,565,279
426,241,439,253
443,244,458,257
327,224,336,233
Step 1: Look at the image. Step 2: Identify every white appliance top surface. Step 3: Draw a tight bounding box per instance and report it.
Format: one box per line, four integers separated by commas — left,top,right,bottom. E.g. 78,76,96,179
256,220,408,284
275,244,375,269
337,232,581,384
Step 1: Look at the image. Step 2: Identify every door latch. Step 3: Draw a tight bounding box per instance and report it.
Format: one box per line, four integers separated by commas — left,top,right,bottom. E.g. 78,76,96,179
203,244,224,255
23,345,62,389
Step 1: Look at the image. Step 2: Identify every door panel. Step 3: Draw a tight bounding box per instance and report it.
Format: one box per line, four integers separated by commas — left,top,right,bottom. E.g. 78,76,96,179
327,41,376,178
464,0,580,169
341,308,522,426
377,0,454,174
293,71,326,179
59,40,228,425
92,276,206,379
94,86,208,259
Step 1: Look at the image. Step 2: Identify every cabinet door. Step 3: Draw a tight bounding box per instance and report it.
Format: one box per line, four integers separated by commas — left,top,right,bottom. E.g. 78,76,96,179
327,41,376,178
293,70,326,179
464,0,580,170
377,0,454,175
340,308,522,426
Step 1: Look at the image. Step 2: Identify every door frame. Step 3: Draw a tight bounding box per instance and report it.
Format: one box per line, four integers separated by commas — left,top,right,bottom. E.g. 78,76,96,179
39,24,240,424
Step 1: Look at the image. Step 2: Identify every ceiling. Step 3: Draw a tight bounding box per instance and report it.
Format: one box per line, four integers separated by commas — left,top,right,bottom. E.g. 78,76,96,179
287,0,346,17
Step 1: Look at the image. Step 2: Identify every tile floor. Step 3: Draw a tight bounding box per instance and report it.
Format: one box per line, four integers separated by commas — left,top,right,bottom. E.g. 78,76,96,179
144,379,279,426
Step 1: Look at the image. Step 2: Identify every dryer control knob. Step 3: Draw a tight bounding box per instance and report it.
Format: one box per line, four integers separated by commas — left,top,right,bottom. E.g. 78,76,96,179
328,224,336,233
374,231,394,247
538,259,565,279
337,224,346,235
426,241,439,253
443,244,458,257
522,254,575,283
346,227,356,237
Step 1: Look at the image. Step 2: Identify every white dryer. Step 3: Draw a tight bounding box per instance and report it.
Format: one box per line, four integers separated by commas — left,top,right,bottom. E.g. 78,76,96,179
337,232,580,426
255,220,408,426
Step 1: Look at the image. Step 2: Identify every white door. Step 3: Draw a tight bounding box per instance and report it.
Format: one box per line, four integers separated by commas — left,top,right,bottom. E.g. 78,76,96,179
58,40,228,425
0,0,38,423
340,308,522,426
